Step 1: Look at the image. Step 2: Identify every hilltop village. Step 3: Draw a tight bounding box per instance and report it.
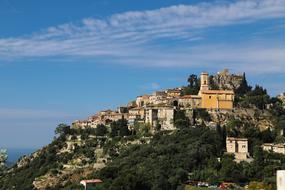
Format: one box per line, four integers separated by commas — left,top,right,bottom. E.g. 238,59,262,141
74,71,235,131
72,69,285,162
2,69,285,190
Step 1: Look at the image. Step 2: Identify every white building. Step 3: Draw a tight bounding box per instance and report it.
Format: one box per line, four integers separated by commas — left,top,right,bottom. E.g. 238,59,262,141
226,137,250,162
262,143,285,155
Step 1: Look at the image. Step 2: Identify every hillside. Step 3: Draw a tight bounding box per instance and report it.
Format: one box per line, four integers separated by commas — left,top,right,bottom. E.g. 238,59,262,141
0,70,285,190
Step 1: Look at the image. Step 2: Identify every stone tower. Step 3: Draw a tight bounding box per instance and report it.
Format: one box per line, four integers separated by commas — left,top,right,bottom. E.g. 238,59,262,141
200,72,209,91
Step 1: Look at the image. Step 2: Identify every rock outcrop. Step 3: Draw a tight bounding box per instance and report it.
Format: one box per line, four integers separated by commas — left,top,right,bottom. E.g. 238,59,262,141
212,69,243,90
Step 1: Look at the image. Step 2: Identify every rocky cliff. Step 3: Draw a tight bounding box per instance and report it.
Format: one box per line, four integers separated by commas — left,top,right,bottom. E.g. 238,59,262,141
212,69,243,90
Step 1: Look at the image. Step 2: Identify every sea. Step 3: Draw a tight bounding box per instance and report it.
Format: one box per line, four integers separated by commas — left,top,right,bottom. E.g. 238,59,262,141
6,148,36,166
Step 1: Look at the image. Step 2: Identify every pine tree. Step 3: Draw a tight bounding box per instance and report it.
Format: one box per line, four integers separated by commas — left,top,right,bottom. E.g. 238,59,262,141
235,72,251,95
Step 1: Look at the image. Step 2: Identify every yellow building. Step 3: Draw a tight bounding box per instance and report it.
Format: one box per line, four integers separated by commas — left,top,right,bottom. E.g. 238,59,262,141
199,72,234,109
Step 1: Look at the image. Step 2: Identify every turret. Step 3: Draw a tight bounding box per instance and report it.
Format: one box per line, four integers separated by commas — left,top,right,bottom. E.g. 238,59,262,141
200,72,209,92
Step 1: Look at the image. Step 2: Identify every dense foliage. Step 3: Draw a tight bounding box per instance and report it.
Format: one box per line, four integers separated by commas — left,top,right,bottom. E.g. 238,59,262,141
181,74,200,95
235,73,252,96
174,110,190,129
110,119,131,137
61,126,285,190
86,127,225,190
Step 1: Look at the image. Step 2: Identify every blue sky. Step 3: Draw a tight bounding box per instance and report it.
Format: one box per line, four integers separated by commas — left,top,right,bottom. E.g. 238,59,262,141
0,0,285,149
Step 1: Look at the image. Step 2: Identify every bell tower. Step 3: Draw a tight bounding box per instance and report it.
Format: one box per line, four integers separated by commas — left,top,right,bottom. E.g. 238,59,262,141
200,72,209,92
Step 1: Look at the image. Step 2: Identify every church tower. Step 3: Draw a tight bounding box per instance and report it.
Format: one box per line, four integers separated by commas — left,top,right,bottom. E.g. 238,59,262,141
200,72,209,91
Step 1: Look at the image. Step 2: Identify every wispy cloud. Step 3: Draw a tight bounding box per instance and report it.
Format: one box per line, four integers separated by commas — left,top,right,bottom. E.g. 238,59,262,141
0,108,76,120
0,0,285,73
140,82,161,91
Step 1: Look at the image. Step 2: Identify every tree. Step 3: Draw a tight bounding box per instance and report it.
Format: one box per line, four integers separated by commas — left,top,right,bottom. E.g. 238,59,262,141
235,72,251,95
247,181,273,190
182,74,200,95
187,74,198,88
120,125,131,137
55,123,71,136
209,75,219,90
219,155,240,182
217,124,227,148
174,110,190,129
195,109,211,121
253,146,264,166
225,118,244,137
247,85,270,109
134,122,152,137
96,124,108,136
110,119,130,137
277,119,285,129
0,149,8,174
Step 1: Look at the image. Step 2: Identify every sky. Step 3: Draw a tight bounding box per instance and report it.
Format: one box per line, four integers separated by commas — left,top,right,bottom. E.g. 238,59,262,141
0,0,285,149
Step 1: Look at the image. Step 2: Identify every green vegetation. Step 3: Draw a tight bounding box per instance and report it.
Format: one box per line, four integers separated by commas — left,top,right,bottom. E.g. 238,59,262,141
95,124,108,136
133,122,152,137
84,127,224,190
110,119,131,137
0,124,100,190
0,149,8,175
236,84,270,110
194,109,211,122
247,181,273,190
209,75,219,90
61,126,285,190
235,72,252,96
184,186,219,190
181,74,200,95
174,110,190,129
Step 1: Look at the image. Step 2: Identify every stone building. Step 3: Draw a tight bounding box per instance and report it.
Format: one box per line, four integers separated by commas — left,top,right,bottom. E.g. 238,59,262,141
145,106,175,130
178,95,201,108
153,91,167,97
262,143,285,155
128,107,145,120
226,137,250,162
136,95,151,107
149,94,169,105
117,106,129,114
73,70,236,131
199,72,234,110
165,89,181,98
73,119,99,128
177,72,234,110
200,90,234,109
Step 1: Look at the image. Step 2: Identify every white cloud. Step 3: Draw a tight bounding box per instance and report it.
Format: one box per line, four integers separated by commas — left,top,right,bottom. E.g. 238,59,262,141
0,0,285,73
